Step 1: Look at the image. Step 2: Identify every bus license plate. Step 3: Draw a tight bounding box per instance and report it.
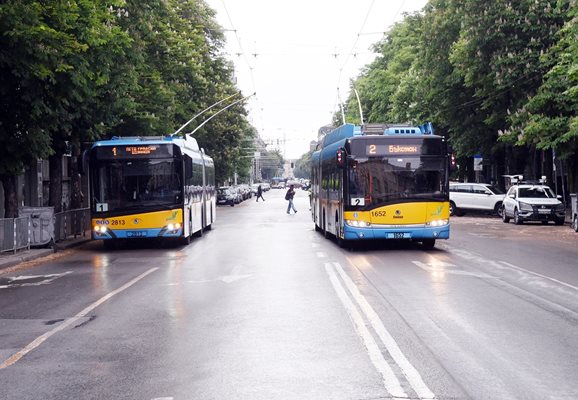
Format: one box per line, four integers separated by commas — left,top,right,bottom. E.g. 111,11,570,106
127,231,147,238
387,232,411,239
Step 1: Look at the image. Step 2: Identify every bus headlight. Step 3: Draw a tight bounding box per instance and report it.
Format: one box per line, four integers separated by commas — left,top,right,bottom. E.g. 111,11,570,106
345,220,371,227
426,219,448,227
167,223,181,232
94,225,107,233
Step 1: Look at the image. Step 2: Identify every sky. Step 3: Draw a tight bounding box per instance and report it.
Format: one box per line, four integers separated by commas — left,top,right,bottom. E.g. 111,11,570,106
205,0,428,159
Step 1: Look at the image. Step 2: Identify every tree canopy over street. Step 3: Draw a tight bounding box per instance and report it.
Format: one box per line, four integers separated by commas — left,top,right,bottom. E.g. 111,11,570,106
0,0,252,216
340,0,577,189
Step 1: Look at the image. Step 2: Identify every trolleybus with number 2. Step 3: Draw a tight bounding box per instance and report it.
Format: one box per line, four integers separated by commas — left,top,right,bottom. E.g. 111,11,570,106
311,123,450,249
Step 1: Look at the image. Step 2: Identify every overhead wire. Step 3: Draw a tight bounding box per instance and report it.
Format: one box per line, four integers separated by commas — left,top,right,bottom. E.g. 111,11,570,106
333,0,408,123
219,0,263,133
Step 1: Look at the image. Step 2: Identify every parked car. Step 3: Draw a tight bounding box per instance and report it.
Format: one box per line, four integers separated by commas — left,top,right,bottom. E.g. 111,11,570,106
217,187,236,207
449,182,505,217
502,183,565,225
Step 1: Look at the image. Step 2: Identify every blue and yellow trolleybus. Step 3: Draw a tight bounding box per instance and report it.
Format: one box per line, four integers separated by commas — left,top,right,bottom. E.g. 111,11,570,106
87,134,215,247
311,123,450,249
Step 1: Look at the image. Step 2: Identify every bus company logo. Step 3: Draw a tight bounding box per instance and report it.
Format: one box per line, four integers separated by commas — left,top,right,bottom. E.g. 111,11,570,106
133,218,142,225
393,210,403,219
432,205,443,216
96,220,109,225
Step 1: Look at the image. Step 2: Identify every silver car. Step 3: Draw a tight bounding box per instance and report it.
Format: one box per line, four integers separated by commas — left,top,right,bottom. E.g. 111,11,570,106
502,184,565,225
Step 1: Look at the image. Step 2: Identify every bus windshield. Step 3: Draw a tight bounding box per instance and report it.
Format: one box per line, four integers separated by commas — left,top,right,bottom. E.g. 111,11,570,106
348,156,447,208
91,158,182,212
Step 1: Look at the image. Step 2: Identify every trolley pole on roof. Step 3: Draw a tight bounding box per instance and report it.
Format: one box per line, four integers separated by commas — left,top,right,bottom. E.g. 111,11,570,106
353,88,364,126
171,91,242,137
187,92,256,137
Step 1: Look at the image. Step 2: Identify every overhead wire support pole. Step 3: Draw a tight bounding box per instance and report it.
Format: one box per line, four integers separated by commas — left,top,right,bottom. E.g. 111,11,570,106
188,92,256,136
171,92,241,136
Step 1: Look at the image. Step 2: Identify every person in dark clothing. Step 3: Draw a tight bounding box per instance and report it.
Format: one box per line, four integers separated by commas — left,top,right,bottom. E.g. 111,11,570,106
256,184,265,202
285,185,297,214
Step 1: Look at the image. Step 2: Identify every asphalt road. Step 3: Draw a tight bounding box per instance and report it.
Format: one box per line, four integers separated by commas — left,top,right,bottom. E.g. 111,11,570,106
1,189,577,400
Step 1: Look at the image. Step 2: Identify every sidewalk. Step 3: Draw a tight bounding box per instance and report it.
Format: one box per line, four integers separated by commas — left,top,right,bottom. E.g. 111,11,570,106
0,236,91,273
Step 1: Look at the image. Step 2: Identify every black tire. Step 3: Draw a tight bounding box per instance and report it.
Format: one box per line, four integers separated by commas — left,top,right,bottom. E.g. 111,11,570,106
494,202,503,217
502,208,510,223
422,239,436,250
514,208,523,225
573,216,578,232
449,201,458,217
314,224,322,232
181,234,191,245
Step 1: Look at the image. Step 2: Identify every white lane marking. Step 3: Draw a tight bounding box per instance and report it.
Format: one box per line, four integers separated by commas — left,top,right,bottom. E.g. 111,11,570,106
333,262,436,400
440,245,578,291
167,274,253,285
0,267,159,370
499,261,578,292
0,271,73,289
316,251,327,258
324,263,407,399
412,261,493,278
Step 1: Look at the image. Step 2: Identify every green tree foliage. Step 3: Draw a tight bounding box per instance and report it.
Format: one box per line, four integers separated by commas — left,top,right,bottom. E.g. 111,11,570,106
0,0,254,216
343,0,574,185
259,149,284,181
507,1,577,154
294,150,312,179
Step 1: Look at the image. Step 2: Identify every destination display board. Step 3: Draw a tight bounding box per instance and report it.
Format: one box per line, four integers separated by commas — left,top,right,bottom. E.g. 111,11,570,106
350,137,443,157
94,144,174,160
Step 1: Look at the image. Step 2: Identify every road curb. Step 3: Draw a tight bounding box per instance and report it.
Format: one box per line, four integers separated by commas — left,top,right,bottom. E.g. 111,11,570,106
0,238,91,273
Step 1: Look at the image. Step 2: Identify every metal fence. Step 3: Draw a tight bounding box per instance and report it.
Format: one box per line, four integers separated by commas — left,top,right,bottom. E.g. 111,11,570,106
0,207,90,254
54,208,90,242
0,217,31,254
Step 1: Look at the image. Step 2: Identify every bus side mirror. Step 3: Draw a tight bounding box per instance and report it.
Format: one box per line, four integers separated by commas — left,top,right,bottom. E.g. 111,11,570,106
336,149,345,169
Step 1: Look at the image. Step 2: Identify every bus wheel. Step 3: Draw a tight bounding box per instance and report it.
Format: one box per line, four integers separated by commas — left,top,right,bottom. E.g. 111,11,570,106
323,213,329,239
181,234,191,245
314,224,321,232
422,239,436,250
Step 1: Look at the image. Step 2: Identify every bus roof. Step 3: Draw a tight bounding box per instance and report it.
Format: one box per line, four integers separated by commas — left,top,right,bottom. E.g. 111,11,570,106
91,134,201,152
319,122,435,149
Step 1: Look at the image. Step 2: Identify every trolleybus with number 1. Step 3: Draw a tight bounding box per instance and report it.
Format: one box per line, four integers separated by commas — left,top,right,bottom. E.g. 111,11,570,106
87,135,215,247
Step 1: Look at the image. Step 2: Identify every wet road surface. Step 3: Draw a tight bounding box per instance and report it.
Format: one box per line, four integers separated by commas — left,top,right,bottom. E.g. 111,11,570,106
1,190,577,399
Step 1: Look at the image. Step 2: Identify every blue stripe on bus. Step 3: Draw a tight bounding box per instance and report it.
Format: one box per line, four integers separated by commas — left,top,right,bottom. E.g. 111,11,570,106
94,228,183,239
343,225,449,240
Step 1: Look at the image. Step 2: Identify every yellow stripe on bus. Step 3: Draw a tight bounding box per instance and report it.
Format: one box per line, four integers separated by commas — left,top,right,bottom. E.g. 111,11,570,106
92,209,182,230
344,202,449,225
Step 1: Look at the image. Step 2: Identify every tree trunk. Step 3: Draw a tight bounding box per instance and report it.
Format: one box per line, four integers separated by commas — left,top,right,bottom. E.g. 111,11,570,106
0,174,19,218
69,142,83,209
49,153,63,213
